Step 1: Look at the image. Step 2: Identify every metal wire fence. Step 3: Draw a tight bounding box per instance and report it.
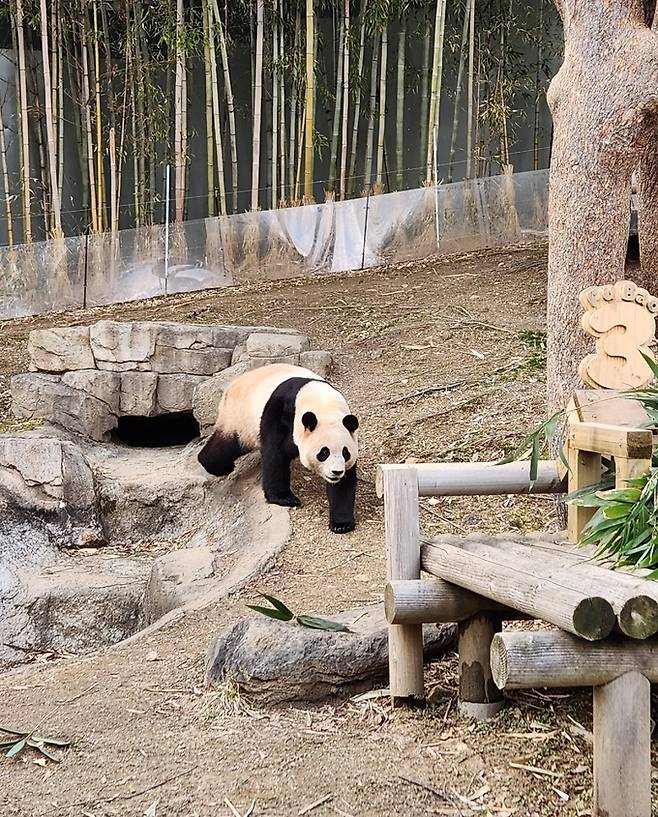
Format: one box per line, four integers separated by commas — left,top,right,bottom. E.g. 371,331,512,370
0,169,548,320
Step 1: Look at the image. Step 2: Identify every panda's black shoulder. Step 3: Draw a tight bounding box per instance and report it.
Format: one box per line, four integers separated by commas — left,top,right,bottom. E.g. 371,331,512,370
260,376,321,433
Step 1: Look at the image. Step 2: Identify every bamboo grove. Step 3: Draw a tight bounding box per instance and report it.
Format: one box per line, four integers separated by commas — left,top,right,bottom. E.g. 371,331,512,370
0,0,559,245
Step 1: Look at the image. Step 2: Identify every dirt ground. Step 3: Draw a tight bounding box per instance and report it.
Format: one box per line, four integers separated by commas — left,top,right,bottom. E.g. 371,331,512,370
0,244,656,817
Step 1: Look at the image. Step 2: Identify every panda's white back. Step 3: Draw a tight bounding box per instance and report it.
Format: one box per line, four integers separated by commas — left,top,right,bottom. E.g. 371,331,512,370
216,363,326,448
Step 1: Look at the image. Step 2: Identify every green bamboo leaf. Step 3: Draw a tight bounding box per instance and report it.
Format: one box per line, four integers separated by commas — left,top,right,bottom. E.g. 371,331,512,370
529,432,540,486
599,488,642,504
558,443,571,475
31,735,70,747
295,614,351,632
26,741,62,763
640,351,658,381
254,593,294,618
602,504,632,520
6,739,26,759
246,605,294,622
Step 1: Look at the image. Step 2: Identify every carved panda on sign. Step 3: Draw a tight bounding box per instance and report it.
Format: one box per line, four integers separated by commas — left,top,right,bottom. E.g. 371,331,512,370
198,363,359,533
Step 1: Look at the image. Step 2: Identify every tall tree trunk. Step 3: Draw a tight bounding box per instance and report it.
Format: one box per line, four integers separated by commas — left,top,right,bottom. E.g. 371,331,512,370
304,0,315,201
395,19,405,190
40,0,63,237
546,0,658,419
339,0,350,200
14,0,31,241
251,0,264,210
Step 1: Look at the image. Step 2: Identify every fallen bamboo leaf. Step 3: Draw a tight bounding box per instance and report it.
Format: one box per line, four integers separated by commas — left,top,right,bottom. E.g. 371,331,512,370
509,762,562,778
298,794,333,815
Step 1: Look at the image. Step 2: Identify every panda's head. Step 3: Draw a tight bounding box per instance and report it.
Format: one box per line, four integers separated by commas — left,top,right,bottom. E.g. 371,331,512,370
298,411,359,483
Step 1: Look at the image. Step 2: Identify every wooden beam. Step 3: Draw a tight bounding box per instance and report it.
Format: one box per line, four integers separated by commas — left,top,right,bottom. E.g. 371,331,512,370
381,465,424,702
421,537,616,640
490,631,658,689
375,460,564,500
458,613,504,719
385,579,530,624
594,672,651,817
568,422,653,459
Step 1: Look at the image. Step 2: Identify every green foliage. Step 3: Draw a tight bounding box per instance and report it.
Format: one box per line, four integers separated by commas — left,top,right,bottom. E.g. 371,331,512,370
247,593,352,632
1,726,70,763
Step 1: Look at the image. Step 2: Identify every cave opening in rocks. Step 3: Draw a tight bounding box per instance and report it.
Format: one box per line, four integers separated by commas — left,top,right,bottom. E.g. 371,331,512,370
114,412,201,448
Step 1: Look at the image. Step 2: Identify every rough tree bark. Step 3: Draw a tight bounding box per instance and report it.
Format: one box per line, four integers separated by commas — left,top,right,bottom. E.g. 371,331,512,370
547,0,658,414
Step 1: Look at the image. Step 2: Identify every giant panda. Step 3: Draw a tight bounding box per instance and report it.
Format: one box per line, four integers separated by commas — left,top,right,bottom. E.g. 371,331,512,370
198,363,359,533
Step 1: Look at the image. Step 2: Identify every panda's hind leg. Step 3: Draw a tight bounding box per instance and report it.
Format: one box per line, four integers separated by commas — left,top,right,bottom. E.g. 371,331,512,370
198,430,246,476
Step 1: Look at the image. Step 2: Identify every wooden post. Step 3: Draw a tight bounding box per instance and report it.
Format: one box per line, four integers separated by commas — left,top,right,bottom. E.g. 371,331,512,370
458,612,504,719
380,465,424,702
567,443,601,543
615,455,652,490
593,672,651,817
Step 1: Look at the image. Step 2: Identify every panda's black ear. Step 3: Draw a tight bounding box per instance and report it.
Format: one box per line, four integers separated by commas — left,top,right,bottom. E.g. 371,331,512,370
302,411,318,432
343,414,359,433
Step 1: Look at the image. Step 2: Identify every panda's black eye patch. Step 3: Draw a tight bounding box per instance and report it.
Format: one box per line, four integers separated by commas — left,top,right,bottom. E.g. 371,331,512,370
342,447,350,461
317,447,330,462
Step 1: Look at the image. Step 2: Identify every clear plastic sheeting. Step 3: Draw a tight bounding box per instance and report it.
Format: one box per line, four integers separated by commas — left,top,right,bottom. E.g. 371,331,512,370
0,169,549,320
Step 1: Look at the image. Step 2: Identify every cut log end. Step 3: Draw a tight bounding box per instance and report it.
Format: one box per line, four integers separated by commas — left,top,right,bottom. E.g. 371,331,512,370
572,596,616,641
618,595,658,640
490,633,509,690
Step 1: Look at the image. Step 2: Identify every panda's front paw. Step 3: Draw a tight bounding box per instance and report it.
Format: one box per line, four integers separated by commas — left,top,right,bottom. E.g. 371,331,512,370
330,519,355,534
266,492,301,508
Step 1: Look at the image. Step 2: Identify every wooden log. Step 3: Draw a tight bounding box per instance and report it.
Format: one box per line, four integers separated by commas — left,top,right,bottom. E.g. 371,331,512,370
458,613,504,719
421,537,616,640
593,672,651,817
479,537,658,639
381,465,424,702
375,460,564,500
384,579,531,624
568,422,653,459
490,631,658,689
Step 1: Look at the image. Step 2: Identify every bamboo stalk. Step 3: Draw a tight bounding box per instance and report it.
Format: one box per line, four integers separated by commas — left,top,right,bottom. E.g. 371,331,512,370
27,38,50,230
448,0,471,184
375,24,388,189
466,0,475,179
0,94,14,245
533,0,544,171
339,0,350,201
203,0,215,216
57,2,65,197
39,0,63,237
395,19,405,191
174,0,186,221
92,0,105,230
272,0,279,208
418,24,431,184
426,0,447,183
364,32,380,193
347,0,367,196
14,0,33,242
207,0,227,216
251,0,264,210
303,0,315,202
328,12,345,194
79,0,98,232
